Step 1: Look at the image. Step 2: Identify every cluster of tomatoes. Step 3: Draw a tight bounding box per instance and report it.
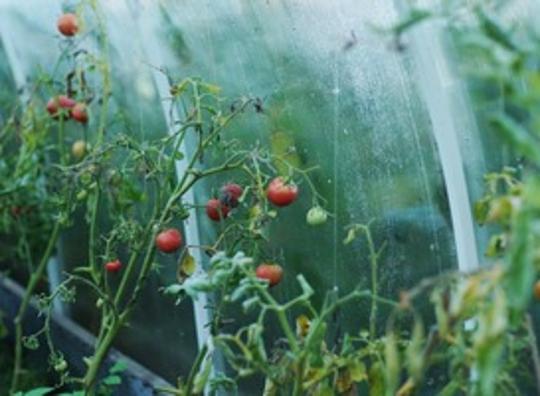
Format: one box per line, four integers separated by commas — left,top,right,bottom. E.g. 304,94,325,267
46,14,88,124
104,178,298,287
205,177,298,221
203,177,298,286
51,11,298,288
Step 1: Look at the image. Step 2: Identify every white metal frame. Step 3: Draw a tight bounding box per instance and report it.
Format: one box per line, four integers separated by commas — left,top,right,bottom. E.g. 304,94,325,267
394,0,481,273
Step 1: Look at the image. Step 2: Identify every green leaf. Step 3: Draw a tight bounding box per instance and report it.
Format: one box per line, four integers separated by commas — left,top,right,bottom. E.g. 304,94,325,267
305,321,327,367
489,114,540,165
296,274,314,297
23,388,54,396
343,225,360,245
110,360,128,374
193,357,212,393
102,375,122,385
393,9,432,36
199,82,222,95
368,362,385,396
504,206,535,313
473,197,491,225
384,332,400,396
349,359,367,382
406,319,424,381
477,10,519,52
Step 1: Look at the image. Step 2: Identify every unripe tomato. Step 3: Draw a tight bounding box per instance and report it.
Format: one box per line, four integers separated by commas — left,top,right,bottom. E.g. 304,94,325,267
255,263,283,287
46,95,76,119
206,198,230,221
57,13,79,37
306,206,328,226
266,177,298,207
54,359,68,372
155,228,183,253
76,189,88,201
72,140,87,159
71,103,88,123
534,280,540,300
221,183,243,208
105,259,122,273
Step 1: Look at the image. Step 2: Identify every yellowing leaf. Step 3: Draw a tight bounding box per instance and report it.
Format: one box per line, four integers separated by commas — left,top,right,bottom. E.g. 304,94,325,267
336,370,353,392
178,251,196,282
296,314,311,338
200,82,222,95
270,131,301,176
348,359,367,382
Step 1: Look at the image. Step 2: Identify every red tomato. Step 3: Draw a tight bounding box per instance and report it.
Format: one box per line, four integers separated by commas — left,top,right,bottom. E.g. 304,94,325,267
57,13,79,37
71,103,88,123
47,95,76,119
266,177,298,207
155,228,183,253
255,263,283,287
206,198,230,221
220,183,243,208
105,259,122,273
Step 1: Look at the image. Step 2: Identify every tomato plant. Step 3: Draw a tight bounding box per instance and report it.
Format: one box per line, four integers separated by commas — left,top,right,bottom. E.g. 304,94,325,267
4,2,540,396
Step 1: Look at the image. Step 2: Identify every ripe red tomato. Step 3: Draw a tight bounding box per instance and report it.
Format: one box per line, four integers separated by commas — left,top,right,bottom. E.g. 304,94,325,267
206,198,230,221
71,103,88,123
47,95,76,119
105,259,122,273
266,177,298,207
155,228,183,253
534,280,540,300
57,13,79,37
220,183,243,208
255,263,283,287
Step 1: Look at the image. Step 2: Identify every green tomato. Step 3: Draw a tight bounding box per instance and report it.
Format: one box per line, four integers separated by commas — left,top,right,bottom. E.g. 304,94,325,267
306,206,328,226
54,359,68,372
76,189,88,201
71,140,87,160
